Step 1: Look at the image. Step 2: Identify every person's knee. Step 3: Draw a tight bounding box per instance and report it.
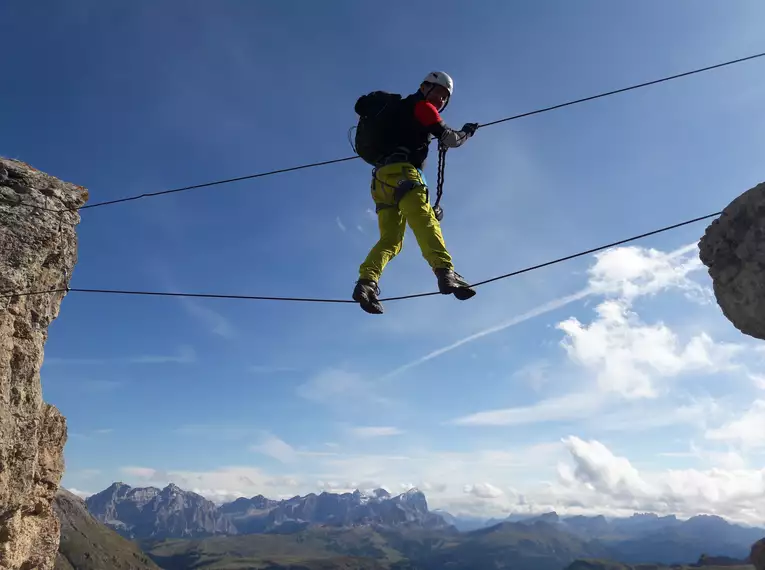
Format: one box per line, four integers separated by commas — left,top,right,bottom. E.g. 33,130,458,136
378,233,404,256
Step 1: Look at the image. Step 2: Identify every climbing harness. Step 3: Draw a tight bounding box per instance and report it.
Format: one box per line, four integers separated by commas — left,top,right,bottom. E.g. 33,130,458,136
369,145,447,221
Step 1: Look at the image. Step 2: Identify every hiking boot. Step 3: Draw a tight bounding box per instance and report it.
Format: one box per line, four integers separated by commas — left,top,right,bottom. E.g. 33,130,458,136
434,268,476,301
352,279,384,314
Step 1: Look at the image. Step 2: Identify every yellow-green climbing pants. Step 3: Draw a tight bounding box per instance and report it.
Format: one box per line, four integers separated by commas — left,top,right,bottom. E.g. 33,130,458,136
359,162,454,283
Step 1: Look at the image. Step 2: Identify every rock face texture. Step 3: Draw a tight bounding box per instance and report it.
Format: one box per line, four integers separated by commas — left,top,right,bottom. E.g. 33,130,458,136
751,538,765,570
86,482,237,539
87,482,449,538
264,488,445,532
0,158,88,569
699,181,765,340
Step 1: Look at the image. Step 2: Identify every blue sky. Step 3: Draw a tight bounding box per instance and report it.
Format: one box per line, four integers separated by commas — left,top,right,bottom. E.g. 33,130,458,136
3,0,765,521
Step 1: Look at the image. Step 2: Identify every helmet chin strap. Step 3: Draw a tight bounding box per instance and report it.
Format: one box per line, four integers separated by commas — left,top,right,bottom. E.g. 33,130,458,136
423,83,450,112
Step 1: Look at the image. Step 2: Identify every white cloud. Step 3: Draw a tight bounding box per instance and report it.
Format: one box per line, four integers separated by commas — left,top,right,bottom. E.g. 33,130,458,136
559,436,654,499
550,436,765,524
512,360,551,392
296,368,392,408
111,439,561,511
349,426,404,438
119,465,303,502
66,488,93,499
464,482,504,499
592,396,721,433
705,400,765,450
122,466,159,479
557,299,741,399
450,392,605,426
385,242,731,391
660,442,748,471
251,433,300,464
552,242,741,399
44,345,196,366
420,481,448,493
586,243,709,303
249,433,344,464
451,392,721,433
382,289,591,380
112,435,765,523
446,238,759,528
296,369,358,402
336,216,347,232
101,241,765,523
180,297,235,339
750,374,765,390
68,428,117,440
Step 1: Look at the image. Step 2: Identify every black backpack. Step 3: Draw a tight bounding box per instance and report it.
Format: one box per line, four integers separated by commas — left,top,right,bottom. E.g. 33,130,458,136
353,90,404,166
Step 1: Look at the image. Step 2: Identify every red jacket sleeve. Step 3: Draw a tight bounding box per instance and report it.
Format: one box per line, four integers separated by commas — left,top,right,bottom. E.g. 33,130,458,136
413,99,470,147
414,100,442,127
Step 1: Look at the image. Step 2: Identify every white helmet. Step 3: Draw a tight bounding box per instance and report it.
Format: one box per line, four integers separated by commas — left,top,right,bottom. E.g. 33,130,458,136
423,71,454,95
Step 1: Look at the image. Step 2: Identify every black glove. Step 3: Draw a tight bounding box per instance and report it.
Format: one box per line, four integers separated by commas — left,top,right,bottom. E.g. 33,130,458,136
461,123,479,137
433,205,444,222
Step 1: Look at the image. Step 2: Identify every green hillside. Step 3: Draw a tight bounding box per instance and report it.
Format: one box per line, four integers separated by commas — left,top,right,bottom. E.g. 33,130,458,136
146,521,611,570
54,488,160,570
146,526,406,570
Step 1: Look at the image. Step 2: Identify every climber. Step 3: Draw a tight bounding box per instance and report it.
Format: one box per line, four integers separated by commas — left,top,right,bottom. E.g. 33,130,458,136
351,71,480,314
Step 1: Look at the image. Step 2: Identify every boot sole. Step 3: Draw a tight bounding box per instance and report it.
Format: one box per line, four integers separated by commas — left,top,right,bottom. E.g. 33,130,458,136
453,288,476,301
360,301,384,314
354,293,384,314
437,284,477,300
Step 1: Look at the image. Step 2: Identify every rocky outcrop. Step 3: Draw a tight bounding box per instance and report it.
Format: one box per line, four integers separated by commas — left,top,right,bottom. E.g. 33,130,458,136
86,482,236,539
54,488,160,570
218,494,280,533
250,487,447,533
0,159,87,569
699,181,765,340
751,538,765,570
88,482,449,538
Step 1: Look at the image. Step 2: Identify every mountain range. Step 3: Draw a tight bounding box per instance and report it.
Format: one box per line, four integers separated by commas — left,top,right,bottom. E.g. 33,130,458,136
74,482,763,569
85,482,449,540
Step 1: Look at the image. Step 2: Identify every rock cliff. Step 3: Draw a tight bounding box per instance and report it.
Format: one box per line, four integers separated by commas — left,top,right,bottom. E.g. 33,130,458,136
0,158,88,569
699,181,765,340
751,538,765,570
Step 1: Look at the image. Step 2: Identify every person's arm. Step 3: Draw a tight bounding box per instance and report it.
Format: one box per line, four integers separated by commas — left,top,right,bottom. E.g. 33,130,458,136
413,100,478,148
